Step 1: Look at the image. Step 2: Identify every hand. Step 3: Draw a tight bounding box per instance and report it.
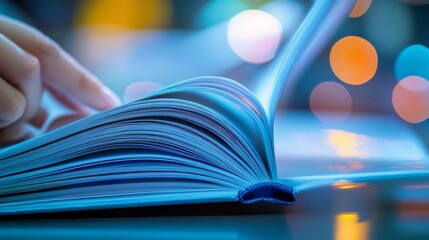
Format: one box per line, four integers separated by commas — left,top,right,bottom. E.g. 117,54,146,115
0,15,121,145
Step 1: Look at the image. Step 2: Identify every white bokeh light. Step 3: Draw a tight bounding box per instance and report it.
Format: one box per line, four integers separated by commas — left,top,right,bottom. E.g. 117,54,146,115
227,10,282,64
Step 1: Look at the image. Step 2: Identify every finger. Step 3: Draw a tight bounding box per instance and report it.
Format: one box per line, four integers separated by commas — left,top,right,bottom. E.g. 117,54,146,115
0,121,34,146
45,83,92,115
47,112,87,132
0,77,26,128
0,15,121,110
29,106,47,128
0,34,42,121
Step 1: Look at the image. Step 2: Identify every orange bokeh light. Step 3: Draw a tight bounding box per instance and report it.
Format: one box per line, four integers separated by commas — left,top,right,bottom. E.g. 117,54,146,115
332,180,367,190
349,0,372,18
330,36,378,85
335,212,370,240
392,76,429,123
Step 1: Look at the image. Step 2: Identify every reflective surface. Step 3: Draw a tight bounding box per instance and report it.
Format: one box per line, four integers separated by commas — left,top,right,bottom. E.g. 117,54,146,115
1,177,429,239
275,111,428,180
2,112,429,239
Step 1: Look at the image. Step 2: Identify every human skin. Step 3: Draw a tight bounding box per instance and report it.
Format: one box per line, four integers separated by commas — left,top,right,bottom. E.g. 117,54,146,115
0,15,120,144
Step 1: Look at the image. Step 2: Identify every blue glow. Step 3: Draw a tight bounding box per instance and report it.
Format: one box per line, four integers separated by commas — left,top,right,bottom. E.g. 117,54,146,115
395,44,429,81
364,0,413,57
195,0,249,28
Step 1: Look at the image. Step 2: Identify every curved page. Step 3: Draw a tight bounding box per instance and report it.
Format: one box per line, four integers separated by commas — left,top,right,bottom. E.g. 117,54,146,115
0,77,273,214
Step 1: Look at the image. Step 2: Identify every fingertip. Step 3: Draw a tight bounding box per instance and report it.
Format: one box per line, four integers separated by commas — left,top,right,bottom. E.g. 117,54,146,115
0,81,26,127
29,106,47,128
100,85,121,109
0,122,35,146
79,71,121,110
46,112,87,132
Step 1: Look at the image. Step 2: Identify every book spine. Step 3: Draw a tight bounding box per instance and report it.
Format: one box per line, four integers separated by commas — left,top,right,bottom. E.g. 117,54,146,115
238,182,296,205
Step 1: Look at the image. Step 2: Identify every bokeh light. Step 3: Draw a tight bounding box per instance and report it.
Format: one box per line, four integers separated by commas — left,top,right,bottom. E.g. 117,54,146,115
76,0,171,30
392,76,429,123
332,180,367,189
325,130,362,158
310,82,353,124
395,44,429,81
330,36,378,85
335,212,370,240
364,0,413,57
195,0,249,28
349,0,372,18
124,81,163,103
227,10,282,64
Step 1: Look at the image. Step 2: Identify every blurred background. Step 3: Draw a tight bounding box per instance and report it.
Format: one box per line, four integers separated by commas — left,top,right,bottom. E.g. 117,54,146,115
2,2,429,238
1,0,429,136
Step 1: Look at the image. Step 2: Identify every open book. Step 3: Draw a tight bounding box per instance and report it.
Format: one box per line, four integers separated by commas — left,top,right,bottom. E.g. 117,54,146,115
0,1,356,215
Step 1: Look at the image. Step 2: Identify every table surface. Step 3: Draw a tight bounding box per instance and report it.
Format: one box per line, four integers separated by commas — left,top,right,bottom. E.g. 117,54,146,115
1,177,429,240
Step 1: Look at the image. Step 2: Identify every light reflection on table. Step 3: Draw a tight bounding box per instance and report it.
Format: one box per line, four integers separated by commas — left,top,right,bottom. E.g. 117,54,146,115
1,177,429,240
275,111,428,180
